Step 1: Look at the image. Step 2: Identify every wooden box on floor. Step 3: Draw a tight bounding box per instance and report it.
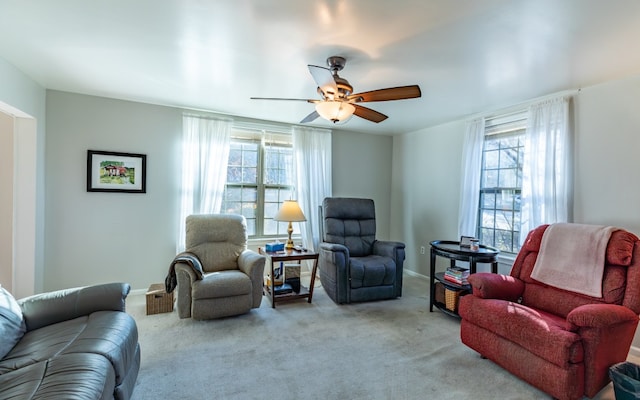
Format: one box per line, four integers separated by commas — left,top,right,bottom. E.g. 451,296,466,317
146,283,174,315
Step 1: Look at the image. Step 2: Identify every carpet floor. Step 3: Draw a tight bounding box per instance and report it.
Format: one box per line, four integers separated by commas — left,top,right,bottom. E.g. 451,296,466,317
126,274,619,400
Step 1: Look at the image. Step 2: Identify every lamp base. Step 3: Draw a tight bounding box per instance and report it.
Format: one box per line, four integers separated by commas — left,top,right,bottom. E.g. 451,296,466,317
286,222,295,249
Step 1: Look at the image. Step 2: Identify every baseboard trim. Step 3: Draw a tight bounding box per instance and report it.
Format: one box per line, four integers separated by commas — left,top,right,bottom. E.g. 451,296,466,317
629,346,640,361
130,288,148,296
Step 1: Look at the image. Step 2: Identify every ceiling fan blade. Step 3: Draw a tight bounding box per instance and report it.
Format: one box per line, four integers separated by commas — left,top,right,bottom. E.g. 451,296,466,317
308,65,338,98
251,97,316,103
347,85,422,103
353,104,388,123
300,110,320,123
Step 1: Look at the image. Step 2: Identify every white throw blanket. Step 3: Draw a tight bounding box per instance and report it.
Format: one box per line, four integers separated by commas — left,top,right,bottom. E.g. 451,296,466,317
530,223,617,298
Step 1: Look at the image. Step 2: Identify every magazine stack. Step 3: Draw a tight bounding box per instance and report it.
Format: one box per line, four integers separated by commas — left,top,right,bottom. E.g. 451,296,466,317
444,265,470,285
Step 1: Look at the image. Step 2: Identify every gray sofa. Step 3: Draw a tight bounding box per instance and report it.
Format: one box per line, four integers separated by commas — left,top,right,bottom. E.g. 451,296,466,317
0,282,140,400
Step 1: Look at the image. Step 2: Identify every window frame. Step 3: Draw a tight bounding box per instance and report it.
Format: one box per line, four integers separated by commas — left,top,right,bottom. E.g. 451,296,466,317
221,128,294,239
476,112,527,255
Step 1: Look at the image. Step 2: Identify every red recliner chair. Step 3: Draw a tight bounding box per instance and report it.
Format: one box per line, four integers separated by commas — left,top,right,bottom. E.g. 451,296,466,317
459,224,640,400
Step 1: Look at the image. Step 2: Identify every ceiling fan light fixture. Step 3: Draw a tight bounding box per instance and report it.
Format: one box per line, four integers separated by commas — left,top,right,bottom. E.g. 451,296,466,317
315,101,355,123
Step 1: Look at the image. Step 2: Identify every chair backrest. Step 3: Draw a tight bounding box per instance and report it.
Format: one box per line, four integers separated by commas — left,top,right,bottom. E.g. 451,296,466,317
322,197,376,257
185,214,247,273
510,224,640,317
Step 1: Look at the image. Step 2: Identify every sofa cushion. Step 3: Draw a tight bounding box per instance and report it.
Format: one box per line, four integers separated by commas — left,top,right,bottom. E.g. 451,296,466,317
0,286,26,359
459,295,584,367
349,256,396,288
192,270,252,299
0,311,138,386
0,353,115,400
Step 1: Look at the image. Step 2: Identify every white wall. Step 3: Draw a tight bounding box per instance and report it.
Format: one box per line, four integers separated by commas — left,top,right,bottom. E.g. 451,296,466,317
45,91,183,291
573,75,640,233
392,120,466,276
0,56,45,294
0,112,13,290
331,130,394,240
44,91,396,291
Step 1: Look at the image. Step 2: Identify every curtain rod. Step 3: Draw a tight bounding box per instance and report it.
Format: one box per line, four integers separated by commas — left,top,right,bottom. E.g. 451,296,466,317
466,88,581,122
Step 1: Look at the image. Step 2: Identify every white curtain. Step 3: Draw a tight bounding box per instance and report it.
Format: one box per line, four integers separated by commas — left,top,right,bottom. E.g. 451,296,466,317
457,118,485,238
292,126,332,254
520,96,571,243
177,115,232,252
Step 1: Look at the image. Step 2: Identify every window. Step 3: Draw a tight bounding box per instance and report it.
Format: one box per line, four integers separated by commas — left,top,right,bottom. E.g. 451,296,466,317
220,128,294,238
477,113,526,254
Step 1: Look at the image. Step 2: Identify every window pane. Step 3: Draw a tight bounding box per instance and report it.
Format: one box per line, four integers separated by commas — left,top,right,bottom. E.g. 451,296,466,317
242,187,256,202
227,167,242,183
225,187,241,201
495,229,513,252
245,218,256,236
480,192,495,208
499,148,518,168
484,150,499,169
264,188,279,202
264,219,279,235
241,202,256,218
477,120,525,254
480,210,495,229
483,170,498,188
223,201,241,214
264,146,292,185
498,169,518,188
496,190,516,210
242,167,257,183
243,149,257,167
480,228,494,247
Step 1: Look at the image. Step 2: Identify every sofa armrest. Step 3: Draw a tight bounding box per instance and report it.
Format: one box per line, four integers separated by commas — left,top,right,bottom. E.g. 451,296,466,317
18,282,130,331
238,249,266,308
468,273,524,302
567,303,639,396
567,303,638,329
373,240,405,260
318,242,350,303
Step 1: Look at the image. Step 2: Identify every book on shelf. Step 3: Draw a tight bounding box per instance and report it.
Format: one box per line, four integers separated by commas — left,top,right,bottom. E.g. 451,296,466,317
444,266,470,285
274,283,293,295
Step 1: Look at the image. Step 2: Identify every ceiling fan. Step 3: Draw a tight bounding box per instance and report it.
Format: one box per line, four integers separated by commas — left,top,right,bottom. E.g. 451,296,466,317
251,56,421,124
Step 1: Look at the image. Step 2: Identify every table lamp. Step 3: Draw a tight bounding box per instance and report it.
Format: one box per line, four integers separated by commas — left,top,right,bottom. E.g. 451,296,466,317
274,200,306,250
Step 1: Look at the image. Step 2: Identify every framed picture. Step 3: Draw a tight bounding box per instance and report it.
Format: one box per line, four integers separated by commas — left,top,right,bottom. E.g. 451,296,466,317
459,236,474,248
87,150,146,193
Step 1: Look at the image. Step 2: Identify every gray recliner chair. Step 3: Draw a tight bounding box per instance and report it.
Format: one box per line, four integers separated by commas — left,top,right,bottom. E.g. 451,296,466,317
318,197,405,304
172,214,265,320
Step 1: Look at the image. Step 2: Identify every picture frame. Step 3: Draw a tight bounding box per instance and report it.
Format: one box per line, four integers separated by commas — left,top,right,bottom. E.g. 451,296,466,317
459,236,474,248
87,150,146,193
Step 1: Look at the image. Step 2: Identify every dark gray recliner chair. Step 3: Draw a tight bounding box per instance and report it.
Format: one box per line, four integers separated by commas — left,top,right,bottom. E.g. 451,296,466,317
318,197,405,304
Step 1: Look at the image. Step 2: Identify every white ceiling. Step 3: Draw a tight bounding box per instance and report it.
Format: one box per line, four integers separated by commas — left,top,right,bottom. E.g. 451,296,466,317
2,0,640,135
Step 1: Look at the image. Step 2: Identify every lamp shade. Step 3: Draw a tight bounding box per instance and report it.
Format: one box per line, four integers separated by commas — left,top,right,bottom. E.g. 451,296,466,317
315,101,355,123
274,200,306,222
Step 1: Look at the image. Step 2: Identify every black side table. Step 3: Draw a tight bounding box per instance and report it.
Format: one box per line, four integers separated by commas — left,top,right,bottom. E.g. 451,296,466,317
429,240,499,316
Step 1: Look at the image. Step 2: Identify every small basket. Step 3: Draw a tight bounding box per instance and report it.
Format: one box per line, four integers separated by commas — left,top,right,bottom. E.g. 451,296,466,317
444,288,461,312
146,283,174,315
434,282,445,305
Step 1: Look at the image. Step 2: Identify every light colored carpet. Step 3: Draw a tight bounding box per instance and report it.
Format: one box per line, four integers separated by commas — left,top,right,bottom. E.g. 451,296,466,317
127,274,619,400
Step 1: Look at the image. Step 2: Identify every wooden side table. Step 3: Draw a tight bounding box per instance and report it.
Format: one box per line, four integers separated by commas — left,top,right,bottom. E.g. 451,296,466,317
429,240,499,316
259,248,319,308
